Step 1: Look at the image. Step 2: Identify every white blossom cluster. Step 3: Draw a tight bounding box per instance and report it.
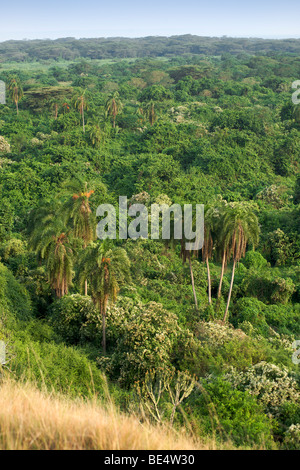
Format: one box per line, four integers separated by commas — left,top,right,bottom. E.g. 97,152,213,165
224,362,300,416
284,424,300,448
0,136,10,153
197,320,247,347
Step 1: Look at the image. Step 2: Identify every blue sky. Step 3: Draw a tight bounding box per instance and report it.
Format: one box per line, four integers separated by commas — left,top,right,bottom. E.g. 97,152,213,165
0,0,299,41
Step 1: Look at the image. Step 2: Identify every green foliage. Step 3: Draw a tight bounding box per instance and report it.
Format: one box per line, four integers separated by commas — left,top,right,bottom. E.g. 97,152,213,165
243,251,268,270
49,294,98,345
224,362,300,417
10,333,105,398
1,49,300,449
0,262,32,321
184,378,274,448
177,321,267,377
97,299,190,386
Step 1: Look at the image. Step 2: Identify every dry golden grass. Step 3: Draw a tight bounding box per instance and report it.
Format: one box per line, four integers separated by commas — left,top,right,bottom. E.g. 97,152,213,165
0,379,232,450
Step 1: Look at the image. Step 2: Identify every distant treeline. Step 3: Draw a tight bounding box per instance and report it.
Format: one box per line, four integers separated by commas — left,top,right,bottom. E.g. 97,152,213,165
1,35,300,62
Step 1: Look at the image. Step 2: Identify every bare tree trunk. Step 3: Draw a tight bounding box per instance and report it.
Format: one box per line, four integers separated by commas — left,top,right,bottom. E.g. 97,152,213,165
223,258,236,322
218,251,226,298
82,107,85,133
83,242,88,295
206,256,212,304
189,256,198,310
102,305,106,354
16,100,19,115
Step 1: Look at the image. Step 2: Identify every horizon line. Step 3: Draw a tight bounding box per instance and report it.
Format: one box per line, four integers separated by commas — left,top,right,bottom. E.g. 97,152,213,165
1,34,300,43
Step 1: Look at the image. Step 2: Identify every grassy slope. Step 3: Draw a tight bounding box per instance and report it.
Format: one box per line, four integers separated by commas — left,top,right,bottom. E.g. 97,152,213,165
0,379,238,450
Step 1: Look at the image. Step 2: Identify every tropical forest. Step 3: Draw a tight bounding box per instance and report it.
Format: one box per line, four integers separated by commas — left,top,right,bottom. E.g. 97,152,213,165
0,36,300,450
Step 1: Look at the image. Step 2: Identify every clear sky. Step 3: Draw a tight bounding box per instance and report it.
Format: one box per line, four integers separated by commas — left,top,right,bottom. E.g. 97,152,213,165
0,0,299,42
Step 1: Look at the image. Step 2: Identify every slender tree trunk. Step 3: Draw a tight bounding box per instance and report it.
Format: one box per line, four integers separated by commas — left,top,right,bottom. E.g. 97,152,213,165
82,106,85,133
189,256,198,310
223,258,236,322
206,256,212,304
102,305,106,354
218,251,226,298
16,100,19,115
84,242,88,296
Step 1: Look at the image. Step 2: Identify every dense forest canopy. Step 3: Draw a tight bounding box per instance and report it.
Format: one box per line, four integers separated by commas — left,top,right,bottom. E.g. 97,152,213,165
1,35,300,62
0,38,300,450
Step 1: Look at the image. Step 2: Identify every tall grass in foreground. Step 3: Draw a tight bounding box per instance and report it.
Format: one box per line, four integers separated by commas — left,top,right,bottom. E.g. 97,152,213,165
0,379,236,450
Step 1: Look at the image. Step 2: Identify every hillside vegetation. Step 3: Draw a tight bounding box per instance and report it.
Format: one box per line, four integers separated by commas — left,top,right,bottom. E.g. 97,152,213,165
0,45,300,450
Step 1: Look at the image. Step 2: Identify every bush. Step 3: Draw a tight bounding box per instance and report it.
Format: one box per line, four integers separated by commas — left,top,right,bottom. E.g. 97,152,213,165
177,321,267,376
96,298,190,387
0,262,32,321
232,297,269,331
184,378,274,448
283,424,300,450
10,333,105,398
49,294,99,345
224,362,300,417
240,273,295,305
243,251,268,270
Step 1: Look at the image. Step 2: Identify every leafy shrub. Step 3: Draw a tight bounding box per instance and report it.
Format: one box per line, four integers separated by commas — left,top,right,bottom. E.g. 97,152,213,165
224,362,300,417
96,298,190,386
270,277,295,304
177,321,267,376
283,424,300,450
266,229,293,266
240,273,295,305
264,304,300,336
243,251,268,270
10,333,105,398
0,136,10,153
232,297,269,331
49,294,99,345
0,262,32,321
184,378,274,448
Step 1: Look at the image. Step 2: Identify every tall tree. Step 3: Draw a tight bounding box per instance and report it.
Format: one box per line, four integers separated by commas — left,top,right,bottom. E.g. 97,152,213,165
79,241,131,353
89,125,103,148
49,97,62,120
74,91,88,132
214,201,230,300
143,100,157,125
180,241,199,310
221,204,260,322
202,207,215,304
29,211,74,298
62,180,96,296
8,76,23,115
105,91,123,128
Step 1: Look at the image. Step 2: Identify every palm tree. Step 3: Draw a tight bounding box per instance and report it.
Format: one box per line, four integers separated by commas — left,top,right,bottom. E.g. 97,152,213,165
89,125,103,148
202,207,215,304
8,76,23,115
221,204,260,322
105,91,123,128
62,180,96,295
143,100,157,125
293,105,300,123
216,206,230,300
79,241,131,353
180,241,199,310
29,211,74,298
165,208,200,310
74,91,88,132
49,97,62,120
